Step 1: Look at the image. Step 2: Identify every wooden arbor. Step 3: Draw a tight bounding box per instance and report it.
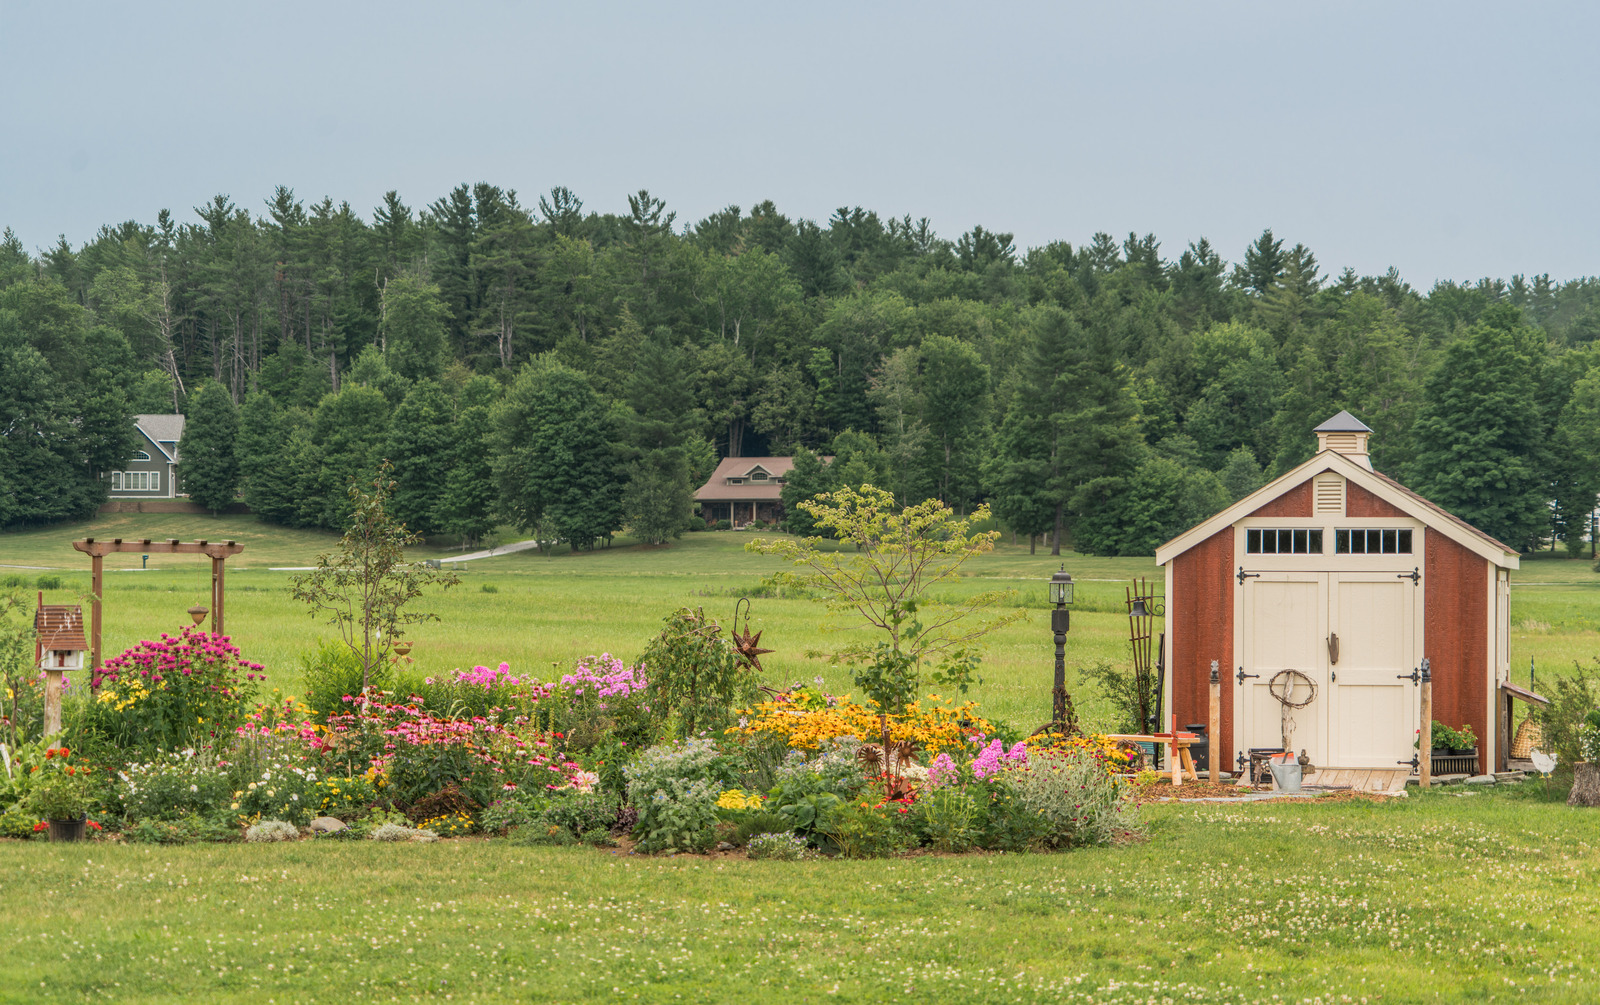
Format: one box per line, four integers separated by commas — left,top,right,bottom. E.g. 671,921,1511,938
71,538,246,679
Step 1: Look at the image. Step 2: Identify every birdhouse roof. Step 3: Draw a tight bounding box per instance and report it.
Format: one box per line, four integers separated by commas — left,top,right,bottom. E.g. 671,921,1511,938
35,604,88,652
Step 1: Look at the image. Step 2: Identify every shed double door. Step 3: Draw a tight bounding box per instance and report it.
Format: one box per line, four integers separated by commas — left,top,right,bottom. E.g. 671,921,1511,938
1240,572,1419,769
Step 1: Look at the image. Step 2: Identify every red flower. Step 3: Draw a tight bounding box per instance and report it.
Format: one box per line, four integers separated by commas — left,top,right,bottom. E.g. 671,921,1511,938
32,821,48,832
66,766,76,776
86,820,103,831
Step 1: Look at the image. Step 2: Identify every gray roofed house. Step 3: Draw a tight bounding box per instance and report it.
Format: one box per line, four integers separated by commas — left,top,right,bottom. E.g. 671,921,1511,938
107,414,184,498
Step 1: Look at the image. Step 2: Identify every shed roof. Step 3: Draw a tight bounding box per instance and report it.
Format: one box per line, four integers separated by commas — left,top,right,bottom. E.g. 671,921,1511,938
34,604,88,652
1154,448,1520,569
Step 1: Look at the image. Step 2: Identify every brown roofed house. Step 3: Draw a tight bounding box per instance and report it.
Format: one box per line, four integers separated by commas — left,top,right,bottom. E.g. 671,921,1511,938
694,457,799,528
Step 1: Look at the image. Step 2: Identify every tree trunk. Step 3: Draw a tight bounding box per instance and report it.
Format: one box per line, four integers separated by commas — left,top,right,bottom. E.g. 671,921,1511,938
1568,763,1600,807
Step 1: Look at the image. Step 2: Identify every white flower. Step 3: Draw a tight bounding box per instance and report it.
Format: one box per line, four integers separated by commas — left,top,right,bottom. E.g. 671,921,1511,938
190,784,199,793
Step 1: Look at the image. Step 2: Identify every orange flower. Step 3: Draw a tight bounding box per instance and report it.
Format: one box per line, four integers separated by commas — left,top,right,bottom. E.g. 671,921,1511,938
66,766,76,776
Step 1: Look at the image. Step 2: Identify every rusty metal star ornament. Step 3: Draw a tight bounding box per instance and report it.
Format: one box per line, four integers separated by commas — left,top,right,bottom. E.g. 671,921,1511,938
732,626,775,671
731,597,775,671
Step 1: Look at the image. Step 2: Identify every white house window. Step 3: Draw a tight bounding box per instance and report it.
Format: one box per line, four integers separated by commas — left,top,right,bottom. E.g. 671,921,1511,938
111,472,122,490
131,450,151,461
726,477,745,484
1246,528,1324,555
1336,528,1412,555
749,471,768,481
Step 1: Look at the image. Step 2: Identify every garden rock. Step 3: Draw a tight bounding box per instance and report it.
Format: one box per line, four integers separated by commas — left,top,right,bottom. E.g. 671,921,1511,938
1465,774,1497,785
309,816,347,834
716,841,736,851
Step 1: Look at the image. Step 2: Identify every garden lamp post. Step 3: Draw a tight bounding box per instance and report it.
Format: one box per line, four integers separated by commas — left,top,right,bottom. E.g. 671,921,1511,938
1049,567,1074,723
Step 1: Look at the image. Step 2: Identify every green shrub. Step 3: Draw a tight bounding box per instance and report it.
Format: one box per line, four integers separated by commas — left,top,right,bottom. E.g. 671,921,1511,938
117,748,233,823
35,575,63,590
817,798,912,859
624,739,736,854
298,642,378,721
745,832,809,860
1009,749,1141,848
638,607,759,739
0,806,40,839
910,782,979,853
124,813,237,844
509,789,621,846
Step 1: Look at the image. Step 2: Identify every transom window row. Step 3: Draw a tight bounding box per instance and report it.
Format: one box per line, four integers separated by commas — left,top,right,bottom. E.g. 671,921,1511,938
1245,527,1414,555
1336,528,1413,554
1246,529,1323,554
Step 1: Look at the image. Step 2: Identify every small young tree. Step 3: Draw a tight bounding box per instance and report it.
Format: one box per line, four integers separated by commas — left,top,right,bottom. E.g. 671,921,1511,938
290,461,459,688
747,485,1024,743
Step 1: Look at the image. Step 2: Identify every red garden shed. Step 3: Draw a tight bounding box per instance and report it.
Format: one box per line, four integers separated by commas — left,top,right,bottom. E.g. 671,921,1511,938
1154,412,1520,777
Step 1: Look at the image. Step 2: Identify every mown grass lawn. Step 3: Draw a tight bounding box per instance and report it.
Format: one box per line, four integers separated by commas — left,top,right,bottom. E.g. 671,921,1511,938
1,781,1597,1004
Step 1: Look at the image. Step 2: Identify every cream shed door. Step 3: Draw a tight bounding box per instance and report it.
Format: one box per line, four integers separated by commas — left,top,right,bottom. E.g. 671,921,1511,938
1240,573,1328,766
1326,573,1417,768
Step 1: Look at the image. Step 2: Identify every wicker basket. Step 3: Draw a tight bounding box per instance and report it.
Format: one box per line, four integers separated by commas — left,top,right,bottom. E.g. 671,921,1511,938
1510,717,1543,759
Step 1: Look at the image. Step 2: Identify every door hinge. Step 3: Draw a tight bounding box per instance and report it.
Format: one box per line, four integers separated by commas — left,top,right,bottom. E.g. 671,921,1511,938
1236,666,1260,685
1398,567,1420,584
1237,567,1261,585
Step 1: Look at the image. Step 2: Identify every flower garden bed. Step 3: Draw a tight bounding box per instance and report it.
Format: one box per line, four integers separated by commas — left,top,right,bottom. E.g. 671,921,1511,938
1,628,1146,857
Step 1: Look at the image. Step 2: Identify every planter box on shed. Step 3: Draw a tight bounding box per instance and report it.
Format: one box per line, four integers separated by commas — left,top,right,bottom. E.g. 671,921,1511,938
1154,412,1519,777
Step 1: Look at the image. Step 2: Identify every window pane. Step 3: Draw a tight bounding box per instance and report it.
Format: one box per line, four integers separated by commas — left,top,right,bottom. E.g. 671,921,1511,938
1309,529,1324,553
1247,529,1261,554
1293,529,1308,554
152,472,159,492
1398,529,1413,553
1335,529,1349,554
1383,529,1397,553
111,472,121,490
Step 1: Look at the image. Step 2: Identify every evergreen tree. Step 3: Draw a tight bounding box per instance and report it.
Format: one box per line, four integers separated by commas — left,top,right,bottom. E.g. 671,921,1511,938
779,447,830,536
1409,306,1547,549
492,355,625,551
1217,446,1266,502
237,392,299,524
919,334,991,509
384,380,455,537
983,396,1056,553
381,273,451,381
177,381,240,514
435,403,499,547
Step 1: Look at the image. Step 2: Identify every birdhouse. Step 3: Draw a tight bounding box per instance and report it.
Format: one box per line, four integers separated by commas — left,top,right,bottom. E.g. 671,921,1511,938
35,596,89,738
35,600,89,672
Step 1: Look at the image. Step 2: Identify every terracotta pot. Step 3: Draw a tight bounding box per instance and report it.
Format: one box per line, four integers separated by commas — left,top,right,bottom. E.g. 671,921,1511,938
47,817,86,843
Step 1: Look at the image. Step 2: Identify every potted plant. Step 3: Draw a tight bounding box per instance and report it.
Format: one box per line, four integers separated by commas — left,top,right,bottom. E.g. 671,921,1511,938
1428,722,1458,758
1450,723,1478,757
22,747,93,842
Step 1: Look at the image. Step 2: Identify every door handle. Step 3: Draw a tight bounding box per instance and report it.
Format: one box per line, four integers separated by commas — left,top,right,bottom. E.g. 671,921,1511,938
1327,633,1340,665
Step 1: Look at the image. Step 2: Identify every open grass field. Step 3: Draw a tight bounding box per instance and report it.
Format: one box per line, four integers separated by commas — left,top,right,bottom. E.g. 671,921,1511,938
5,514,1600,730
2,782,1598,1004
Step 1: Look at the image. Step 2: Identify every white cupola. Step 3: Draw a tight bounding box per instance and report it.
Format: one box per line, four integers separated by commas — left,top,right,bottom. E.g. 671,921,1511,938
1313,411,1373,470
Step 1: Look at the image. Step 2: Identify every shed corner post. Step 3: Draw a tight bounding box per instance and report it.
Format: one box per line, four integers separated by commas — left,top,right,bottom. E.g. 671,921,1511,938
1209,660,1221,783
1419,658,1432,787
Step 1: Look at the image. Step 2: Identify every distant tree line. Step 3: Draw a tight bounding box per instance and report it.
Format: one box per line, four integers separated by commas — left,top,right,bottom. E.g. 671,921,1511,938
4,184,1600,554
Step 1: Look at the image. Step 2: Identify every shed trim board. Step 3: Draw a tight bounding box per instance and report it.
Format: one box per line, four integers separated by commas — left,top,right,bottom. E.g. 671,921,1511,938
1157,444,1516,776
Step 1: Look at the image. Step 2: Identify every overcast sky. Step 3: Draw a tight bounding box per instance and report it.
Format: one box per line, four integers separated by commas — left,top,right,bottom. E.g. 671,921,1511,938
3,1,1596,286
